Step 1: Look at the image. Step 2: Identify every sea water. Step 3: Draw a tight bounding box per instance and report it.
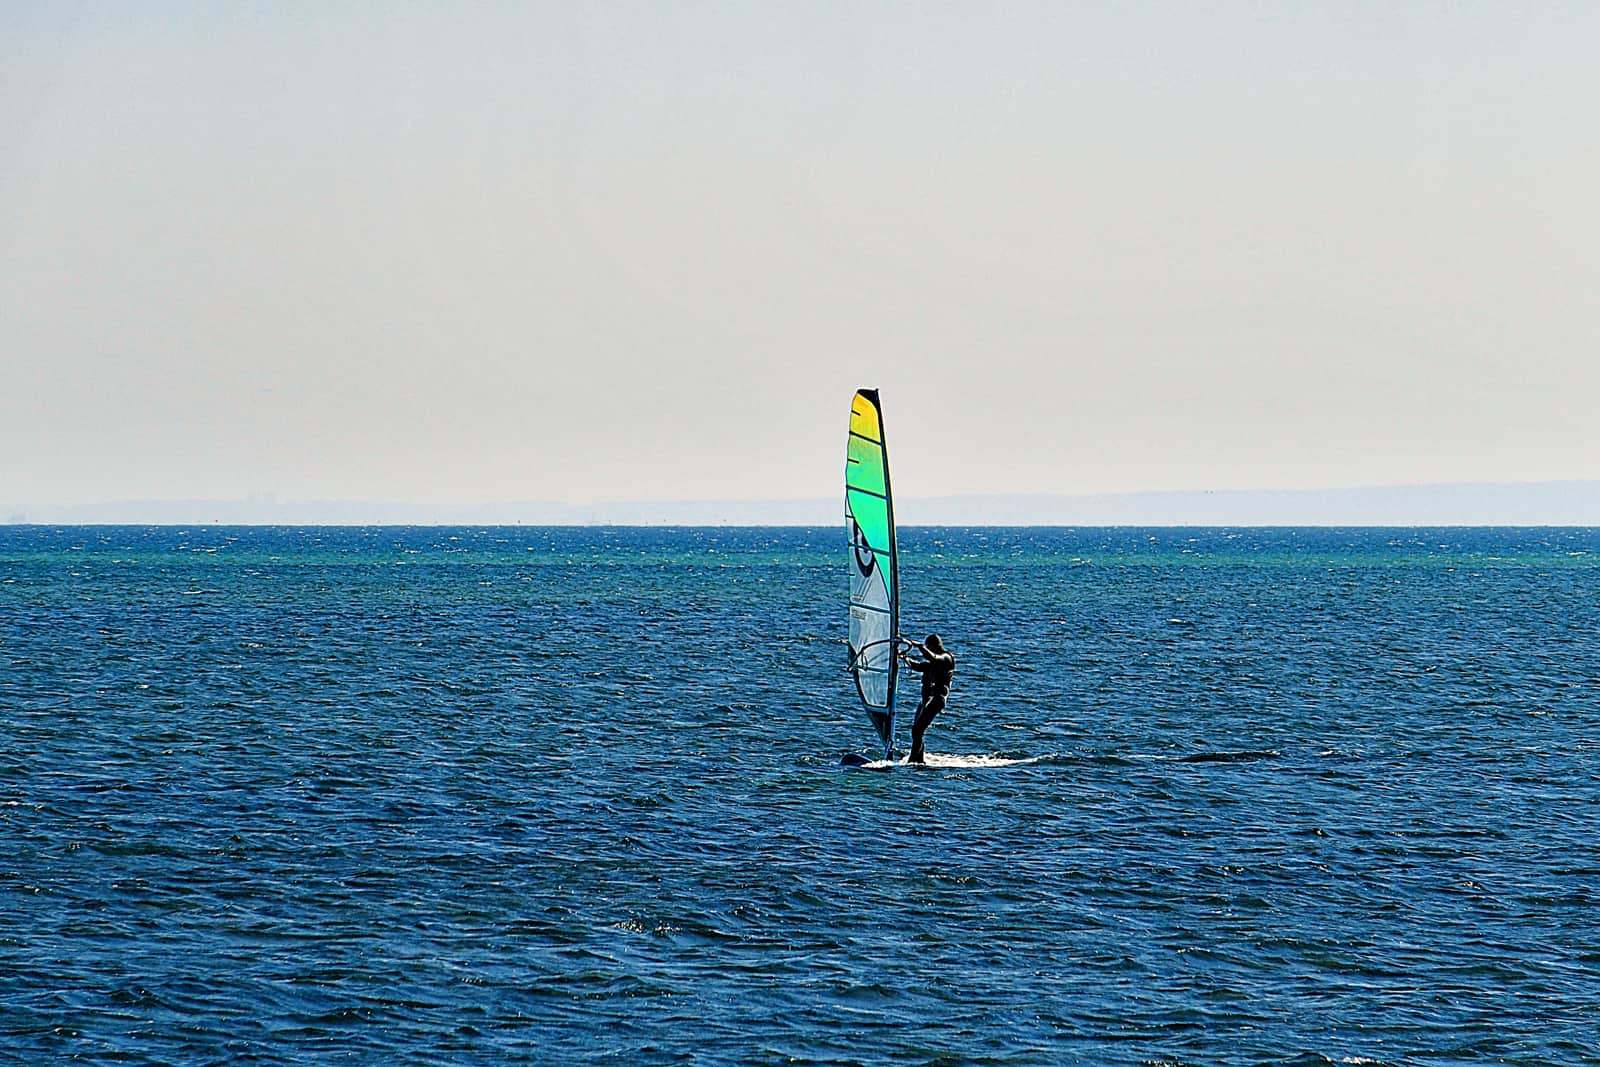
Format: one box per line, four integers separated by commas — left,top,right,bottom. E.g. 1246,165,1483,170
2,526,1597,1065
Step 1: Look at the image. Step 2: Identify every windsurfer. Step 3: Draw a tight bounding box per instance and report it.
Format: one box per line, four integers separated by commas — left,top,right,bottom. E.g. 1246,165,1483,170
900,634,955,765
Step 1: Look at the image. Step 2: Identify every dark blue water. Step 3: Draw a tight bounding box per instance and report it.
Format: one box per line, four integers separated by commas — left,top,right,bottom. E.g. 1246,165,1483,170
3,526,1598,1065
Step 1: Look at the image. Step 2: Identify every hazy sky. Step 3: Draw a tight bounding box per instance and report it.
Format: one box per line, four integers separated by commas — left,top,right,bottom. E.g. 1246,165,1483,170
4,2,1597,509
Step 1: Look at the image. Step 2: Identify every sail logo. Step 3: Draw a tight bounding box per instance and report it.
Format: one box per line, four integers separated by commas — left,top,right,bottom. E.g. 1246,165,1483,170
849,517,876,578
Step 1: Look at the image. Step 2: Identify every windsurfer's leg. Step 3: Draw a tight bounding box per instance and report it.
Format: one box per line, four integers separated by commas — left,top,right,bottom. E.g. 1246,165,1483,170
908,696,930,763
908,690,947,764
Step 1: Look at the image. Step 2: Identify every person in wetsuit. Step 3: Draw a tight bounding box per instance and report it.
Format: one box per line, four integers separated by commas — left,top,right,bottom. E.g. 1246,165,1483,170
901,633,955,765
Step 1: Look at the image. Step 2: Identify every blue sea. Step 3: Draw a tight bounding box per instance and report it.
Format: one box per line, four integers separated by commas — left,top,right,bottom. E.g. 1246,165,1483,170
3,526,1598,1065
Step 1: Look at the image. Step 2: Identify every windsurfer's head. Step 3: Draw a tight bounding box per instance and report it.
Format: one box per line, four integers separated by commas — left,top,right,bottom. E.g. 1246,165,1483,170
925,633,944,652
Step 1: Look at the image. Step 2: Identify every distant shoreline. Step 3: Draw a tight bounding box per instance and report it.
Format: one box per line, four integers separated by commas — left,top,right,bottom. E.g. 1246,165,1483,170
8,480,1600,527
5,522,1600,530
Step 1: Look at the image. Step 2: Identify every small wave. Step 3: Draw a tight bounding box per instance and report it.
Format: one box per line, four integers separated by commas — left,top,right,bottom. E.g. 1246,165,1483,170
918,752,1053,768
1174,749,1280,764
1110,749,1279,764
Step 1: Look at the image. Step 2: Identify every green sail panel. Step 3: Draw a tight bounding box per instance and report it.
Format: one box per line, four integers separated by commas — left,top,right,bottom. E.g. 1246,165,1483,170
845,388,899,756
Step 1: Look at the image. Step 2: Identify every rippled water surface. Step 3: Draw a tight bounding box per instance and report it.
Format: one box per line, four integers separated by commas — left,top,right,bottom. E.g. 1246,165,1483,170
3,526,1599,1065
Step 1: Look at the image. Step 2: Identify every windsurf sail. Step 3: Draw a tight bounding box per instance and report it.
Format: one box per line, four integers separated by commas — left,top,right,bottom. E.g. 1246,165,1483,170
845,388,899,759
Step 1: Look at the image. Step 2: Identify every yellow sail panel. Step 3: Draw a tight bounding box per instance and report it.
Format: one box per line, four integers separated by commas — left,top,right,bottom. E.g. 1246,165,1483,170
849,393,883,443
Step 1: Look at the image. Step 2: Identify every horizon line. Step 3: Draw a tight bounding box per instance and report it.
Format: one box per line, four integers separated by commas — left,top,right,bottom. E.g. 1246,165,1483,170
10,476,1600,508
7,479,1600,527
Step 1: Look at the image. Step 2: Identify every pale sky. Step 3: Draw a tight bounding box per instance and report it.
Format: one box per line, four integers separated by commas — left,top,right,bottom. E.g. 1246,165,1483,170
4,2,1598,511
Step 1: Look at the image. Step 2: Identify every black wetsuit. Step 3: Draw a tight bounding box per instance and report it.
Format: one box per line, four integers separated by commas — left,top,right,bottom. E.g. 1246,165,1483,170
906,648,955,764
